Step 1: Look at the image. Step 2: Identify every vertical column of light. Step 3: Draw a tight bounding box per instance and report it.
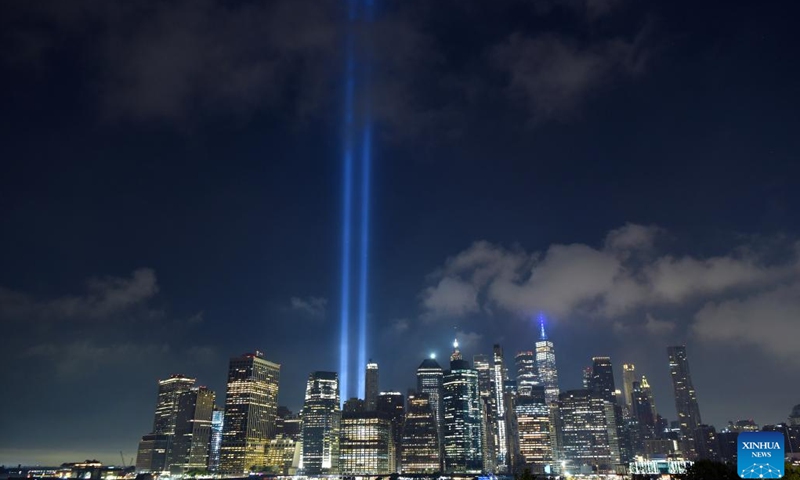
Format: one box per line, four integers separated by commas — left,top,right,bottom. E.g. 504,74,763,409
357,0,374,402
339,0,358,405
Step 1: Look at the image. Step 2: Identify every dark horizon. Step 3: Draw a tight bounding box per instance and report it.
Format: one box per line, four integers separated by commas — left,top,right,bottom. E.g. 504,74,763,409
2,0,799,467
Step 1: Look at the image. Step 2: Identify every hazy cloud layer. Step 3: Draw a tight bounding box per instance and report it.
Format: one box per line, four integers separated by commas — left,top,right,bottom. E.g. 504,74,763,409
289,296,328,319
421,224,800,359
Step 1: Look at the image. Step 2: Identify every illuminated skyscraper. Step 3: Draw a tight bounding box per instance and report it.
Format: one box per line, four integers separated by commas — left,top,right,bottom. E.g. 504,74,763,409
667,346,702,459
515,351,538,397
474,354,497,474
376,392,405,472
590,357,617,403
365,362,379,411
442,357,483,474
493,344,508,470
153,375,196,435
401,393,440,474
556,390,621,473
135,374,196,473
220,352,281,474
300,371,341,475
170,387,215,470
209,408,224,472
515,387,552,474
535,317,559,404
340,411,394,475
622,364,636,409
416,357,444,450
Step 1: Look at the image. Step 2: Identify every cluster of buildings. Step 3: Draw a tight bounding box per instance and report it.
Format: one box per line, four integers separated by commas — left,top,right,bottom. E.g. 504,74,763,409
134,321,800,477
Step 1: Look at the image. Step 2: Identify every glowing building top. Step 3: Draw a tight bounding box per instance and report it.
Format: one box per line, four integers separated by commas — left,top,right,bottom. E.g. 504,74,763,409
535,315,560,404
450,338,462,362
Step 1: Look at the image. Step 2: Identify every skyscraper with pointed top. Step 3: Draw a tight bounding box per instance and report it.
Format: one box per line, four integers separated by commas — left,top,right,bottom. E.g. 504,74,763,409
535,315,559,404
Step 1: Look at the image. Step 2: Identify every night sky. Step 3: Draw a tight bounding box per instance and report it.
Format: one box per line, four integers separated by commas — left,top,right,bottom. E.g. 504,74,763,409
2,0,799,466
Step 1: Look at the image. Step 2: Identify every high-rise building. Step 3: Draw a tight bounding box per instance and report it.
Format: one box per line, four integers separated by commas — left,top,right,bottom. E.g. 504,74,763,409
590,357,617,403
515,351,538,397
515,387,552,475
209,408,224,472
220,352,281,474
376,392,405,472
442,357,483,474
473,354,493,399
340,411,394,475
556,390,621,473
135,374,196,473
474,353,497,473
153,375,197,435
170,387,215,470
264,437,297,475
667,346,702,459
631,381,656,455
300,371,341,475
401,393,440,474
622,364,636,409
493,344,509,470
450,338,463,362
416,356,444,451
365,362,379,411
535,317,559,404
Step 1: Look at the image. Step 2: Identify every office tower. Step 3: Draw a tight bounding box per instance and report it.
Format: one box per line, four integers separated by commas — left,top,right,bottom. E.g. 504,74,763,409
153,375,197,435
631,381,656,455
515,351,538,397
170,387,215,470
300,371,341,475
622,364,636,409
535,318,559,404
590,357,617,403
401,393,440,474
667,346,702,459
515,387,552,474
343,397,365,413
416,356,444,449
557,390,621,473
474,353,497,472
717,431,739,464
493,344,509,470
340,411,394,475
365,362,379,411
220,352,281,474
640,376,659,428
442,357,483,474
135,374,196,473
694,424,720,461
503,379,521,472
209,408,224,472
377,392,405,472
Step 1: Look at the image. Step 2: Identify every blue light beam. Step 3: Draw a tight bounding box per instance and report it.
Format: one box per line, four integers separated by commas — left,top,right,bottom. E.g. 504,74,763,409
357,0,374,402
339,0,358,405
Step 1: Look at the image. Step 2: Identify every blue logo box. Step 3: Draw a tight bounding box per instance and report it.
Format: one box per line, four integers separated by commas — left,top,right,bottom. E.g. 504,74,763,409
737,431,784,478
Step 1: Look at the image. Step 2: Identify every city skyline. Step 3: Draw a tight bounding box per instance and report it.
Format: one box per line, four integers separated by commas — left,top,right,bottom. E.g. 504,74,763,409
2,0,800,468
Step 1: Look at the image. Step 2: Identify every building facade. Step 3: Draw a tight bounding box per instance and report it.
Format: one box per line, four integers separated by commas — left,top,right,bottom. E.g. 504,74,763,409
401,393,440,474
535,318,560,405
219,352,281,474
556,389,621,473
300,371,341,475
667,346,702,459
442,358,483,474
365,362,379,411
339,412,394,475
170,387,215,470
